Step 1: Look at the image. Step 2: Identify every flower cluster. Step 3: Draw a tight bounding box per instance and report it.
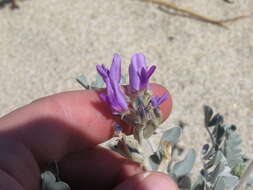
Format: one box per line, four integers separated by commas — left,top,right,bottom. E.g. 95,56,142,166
96,53,168,116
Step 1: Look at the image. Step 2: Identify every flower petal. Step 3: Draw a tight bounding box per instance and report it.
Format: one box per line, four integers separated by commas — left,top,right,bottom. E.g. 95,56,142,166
131,53,147,71
151,96,159,108
129,61,140,91
151,93,169,108
99,93,107,102
146,65,156,79
96,64,109,82
158,93,169,105
110,53,121,83
111,79,128,111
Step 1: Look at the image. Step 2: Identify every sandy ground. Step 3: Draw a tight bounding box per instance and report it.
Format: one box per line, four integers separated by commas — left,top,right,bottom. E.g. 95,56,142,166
0,0,253,176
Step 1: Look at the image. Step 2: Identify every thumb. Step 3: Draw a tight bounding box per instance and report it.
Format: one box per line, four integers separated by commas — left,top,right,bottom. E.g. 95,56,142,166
113,172,179,190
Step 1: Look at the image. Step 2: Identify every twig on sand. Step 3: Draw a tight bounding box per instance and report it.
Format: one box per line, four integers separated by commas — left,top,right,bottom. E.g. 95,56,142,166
143,0,252,29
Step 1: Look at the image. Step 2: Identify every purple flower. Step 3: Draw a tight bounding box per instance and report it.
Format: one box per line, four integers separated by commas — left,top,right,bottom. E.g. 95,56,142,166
151,93,169,108
129,53,156,92
96,54,128,114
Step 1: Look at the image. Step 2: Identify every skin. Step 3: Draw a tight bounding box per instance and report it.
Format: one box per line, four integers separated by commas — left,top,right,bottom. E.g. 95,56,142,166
0,84,178,190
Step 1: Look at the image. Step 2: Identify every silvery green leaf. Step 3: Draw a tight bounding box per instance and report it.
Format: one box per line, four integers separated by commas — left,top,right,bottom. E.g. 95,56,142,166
172,149,196,177
213,125,225,145
207,152,227,183
208,163,224,183
76,75,89,89
246,176,253,187
190,176,204,190
161,127,182,144
91,74,104,89
41,171,70,190
222,175,239,189
214,177,226,190
225,132,243,168
214,151,226,166
203,148,219,170
208,113,223,127
149,152,162,171
203,105,213,127
203,146,216,160
41,171,56,186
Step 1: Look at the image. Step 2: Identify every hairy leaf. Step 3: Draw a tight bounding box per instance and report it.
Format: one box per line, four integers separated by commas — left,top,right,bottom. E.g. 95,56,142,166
161,127,182,144
203,105,213,127
90,74,104,88
225,131,243,169
172,149,196,177
41,171,70,190
149,152,162,171
76,75,89,89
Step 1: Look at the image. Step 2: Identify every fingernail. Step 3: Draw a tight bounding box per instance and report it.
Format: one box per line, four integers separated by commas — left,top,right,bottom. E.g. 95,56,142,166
114,172,151,190
137,172,178,190
114,172,178,190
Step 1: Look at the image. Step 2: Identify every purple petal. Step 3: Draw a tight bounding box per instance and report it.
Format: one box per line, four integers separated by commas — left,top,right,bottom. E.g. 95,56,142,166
129,62,140,91
157,93,169,105
105,79,119,110
99,93,110,105
151,96,159,108
111,79,128,111
146,65,156,79
151,93,169,108
140,68,148,90
110,54,121,83
96,64,109,82
131,53,147,72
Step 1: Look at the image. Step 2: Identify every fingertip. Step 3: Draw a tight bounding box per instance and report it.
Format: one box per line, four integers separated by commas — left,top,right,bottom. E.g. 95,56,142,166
113,171,179,190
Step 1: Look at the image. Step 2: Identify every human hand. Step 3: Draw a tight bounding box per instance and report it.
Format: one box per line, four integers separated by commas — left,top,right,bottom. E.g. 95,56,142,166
0,84,178,190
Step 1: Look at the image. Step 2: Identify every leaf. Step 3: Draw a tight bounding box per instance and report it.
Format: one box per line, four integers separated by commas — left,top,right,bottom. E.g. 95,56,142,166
208,113,224,127
206,151,226,183
203,105,213,127
149,152,162,171
214,177,226,190
202,144,210,154
172,149,196,177
90,74,104,89
222,175,239,189
246,176,253,187
41,171,56,187
225,131,243,168
161,127,182,144
76,75,89,89
190,176,204,190
214,125,225,145
41,171,70,190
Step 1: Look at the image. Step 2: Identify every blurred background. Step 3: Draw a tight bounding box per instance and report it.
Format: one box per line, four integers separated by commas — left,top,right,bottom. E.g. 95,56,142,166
0,0,252,172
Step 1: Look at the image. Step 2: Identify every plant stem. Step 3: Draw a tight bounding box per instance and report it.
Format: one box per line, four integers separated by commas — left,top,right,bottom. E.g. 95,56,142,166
143,0,252,29
234,160,253,190
144,0,228,28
